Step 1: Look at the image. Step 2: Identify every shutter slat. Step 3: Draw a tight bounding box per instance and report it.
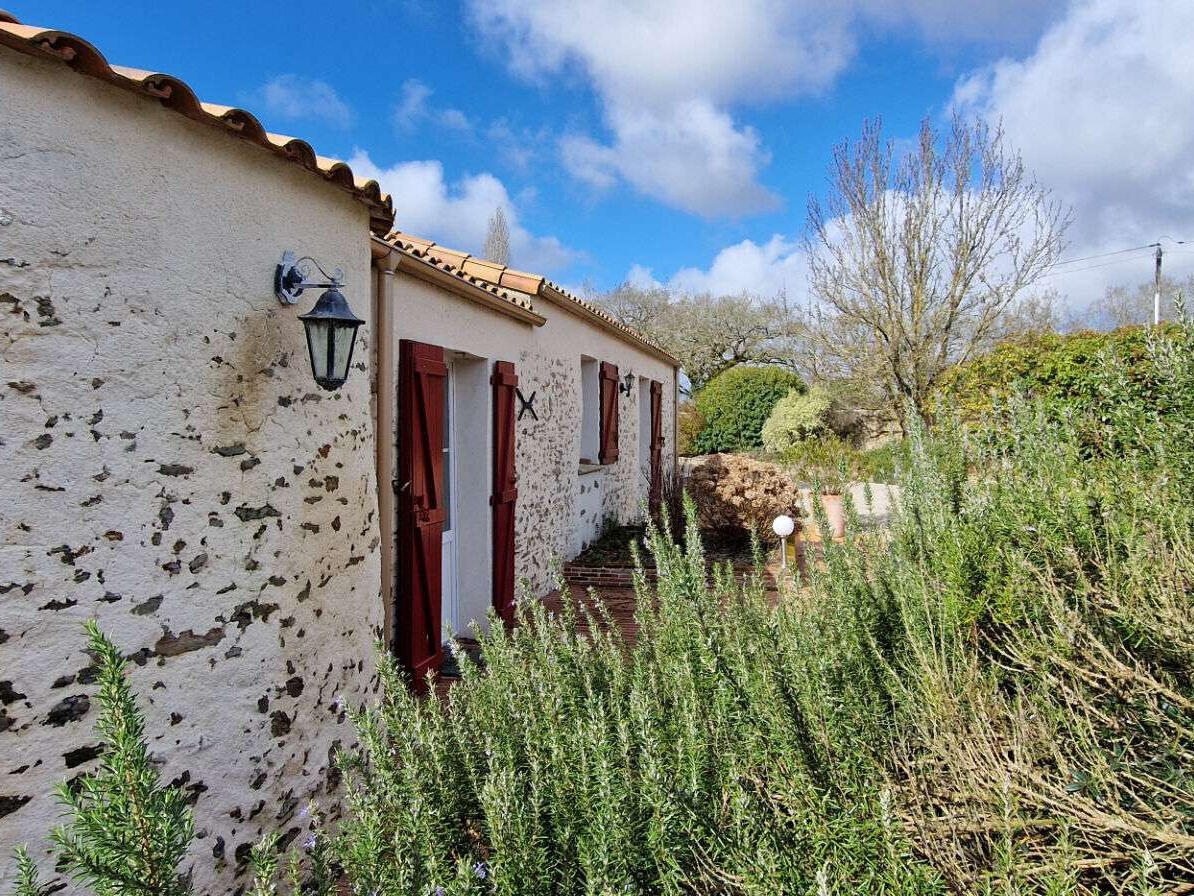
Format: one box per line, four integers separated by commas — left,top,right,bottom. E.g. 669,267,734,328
598,361,620,464
491,360,518,624
649,380,664,514
396,339,447,685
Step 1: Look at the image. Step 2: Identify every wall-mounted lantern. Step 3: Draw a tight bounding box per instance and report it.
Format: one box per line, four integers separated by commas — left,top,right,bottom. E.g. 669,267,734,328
619,371,635,396
275,251,364,392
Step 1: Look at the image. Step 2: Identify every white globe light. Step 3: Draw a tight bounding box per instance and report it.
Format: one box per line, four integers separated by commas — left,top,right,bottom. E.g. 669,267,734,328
772,514,795,538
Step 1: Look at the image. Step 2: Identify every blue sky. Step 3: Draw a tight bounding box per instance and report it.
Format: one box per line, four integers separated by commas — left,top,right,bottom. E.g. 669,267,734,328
16,1,1194,305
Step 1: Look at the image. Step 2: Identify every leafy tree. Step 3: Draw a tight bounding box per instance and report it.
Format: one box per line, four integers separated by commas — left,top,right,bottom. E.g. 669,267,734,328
483,206,510,266
691,366,804,454
805,115,1069,431
595,286,801,393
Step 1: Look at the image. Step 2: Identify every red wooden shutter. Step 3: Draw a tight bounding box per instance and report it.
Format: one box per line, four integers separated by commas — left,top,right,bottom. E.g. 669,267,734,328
396,339,447,683
649,380,664,514
598,361,620,464
491,361,518,624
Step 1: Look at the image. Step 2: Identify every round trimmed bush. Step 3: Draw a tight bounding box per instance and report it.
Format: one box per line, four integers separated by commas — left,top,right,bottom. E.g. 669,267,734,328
761,386,833,454
691,367,805,454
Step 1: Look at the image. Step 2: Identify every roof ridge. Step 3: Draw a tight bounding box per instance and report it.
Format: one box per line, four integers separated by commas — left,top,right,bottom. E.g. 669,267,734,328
0,11,394,234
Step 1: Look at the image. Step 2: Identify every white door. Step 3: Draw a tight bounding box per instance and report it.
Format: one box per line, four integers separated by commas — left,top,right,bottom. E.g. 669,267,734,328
441,365,458,639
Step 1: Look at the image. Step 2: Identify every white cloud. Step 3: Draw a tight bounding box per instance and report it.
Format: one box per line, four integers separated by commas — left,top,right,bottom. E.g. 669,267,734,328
466,0,1061,218
469,0,855,216
249,75,354,129
348,151,579,274
562,100,778,216
392,79,473,134
392,79,433,130
951,0,1194,302
628,235,811,299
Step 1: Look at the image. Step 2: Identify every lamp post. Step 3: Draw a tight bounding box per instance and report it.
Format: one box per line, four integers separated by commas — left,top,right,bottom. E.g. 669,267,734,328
275,251,364,392
772,514,795,571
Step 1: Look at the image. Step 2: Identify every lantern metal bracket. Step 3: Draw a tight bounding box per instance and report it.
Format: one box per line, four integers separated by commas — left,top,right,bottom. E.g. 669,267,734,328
275,251,345,306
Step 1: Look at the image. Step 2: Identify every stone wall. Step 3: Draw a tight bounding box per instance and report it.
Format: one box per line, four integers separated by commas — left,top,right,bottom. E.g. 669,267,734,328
0,51,381,892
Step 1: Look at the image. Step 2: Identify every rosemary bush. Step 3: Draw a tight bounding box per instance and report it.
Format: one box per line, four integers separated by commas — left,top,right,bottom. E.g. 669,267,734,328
10,621,195,896
327,320,1194,894
334,505,936,896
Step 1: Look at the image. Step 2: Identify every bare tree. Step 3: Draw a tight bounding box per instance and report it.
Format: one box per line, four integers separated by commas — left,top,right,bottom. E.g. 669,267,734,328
484,206,510,266
805,116,1069,429
595,285,802,393
1071,274,1194,330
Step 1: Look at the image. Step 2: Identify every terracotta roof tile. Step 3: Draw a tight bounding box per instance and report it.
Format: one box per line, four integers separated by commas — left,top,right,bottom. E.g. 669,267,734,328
384,231,678,365
0,11,394,234
381,234,540,318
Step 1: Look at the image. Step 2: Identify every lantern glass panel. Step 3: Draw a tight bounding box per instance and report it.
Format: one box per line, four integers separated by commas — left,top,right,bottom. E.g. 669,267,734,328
304,318,332,382
332,320,357,382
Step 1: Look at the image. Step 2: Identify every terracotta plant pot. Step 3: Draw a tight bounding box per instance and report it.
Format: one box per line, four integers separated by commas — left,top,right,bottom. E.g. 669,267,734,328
819,493,846,539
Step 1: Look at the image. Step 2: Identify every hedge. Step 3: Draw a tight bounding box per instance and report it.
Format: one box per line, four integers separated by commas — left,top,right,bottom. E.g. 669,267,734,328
933,325,1182,421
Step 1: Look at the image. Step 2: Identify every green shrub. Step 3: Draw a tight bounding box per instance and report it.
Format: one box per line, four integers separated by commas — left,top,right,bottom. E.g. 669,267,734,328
854,439,911,483
761,386,833,453
330,317,1194,895
691,366,804,454
333,504,935,896
778,433,853,492
934,325,1182,421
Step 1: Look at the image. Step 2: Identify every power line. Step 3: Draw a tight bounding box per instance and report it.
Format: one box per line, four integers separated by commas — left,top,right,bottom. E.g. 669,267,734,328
1041,249,1157,278
1050,243,1158,267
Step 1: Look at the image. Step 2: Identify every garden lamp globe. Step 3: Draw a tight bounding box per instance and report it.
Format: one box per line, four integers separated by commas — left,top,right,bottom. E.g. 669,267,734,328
773,514,795,570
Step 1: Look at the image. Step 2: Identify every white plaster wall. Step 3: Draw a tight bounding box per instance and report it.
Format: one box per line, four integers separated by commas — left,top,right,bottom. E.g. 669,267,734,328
573,469,608,556
0,51,381,893
389,271,677,603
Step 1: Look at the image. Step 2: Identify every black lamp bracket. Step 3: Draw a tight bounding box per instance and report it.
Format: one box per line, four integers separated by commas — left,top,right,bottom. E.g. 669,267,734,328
275,251,346,305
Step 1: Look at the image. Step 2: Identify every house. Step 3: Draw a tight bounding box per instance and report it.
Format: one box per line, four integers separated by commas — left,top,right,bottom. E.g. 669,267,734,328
0,11,677,892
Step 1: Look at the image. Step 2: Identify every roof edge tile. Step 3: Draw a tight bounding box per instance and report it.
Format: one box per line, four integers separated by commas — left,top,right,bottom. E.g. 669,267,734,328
383,231,678,366
0,13,394,234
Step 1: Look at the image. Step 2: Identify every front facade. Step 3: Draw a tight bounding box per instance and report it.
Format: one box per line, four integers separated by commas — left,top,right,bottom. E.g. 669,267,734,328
374,238,677,676
0,12,675,892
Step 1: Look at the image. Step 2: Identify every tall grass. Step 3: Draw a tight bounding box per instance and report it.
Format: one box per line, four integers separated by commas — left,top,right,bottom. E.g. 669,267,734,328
327,320,1194,894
